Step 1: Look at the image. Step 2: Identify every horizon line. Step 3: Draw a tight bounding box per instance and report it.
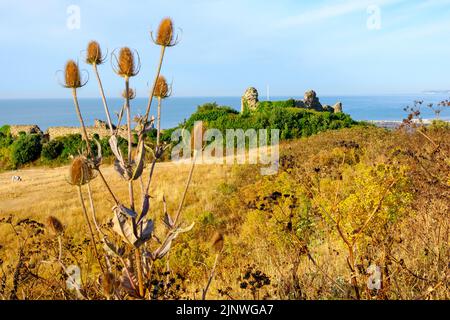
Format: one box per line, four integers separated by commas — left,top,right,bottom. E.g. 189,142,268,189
1,92,449,100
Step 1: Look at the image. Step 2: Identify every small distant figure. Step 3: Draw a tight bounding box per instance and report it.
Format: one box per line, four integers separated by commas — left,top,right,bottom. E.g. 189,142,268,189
11,175,22,182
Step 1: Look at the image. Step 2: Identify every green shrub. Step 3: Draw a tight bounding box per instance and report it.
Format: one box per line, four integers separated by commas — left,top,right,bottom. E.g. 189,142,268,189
11,134,42,166
181,101,357,142
0,125,13,148
58,134,83,159
41,140,64,160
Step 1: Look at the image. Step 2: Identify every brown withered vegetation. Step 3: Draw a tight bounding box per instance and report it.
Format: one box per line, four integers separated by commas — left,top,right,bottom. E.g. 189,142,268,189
117,47,137,78
156,18,174,47
154,76,170,98
64,60,81,89
86,41,103,65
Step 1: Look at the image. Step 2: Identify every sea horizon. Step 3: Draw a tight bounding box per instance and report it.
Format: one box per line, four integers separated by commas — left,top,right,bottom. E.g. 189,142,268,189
1,94,450,131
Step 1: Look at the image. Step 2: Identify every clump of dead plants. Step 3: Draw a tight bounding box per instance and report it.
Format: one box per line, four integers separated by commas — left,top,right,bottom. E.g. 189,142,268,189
55,17,198,300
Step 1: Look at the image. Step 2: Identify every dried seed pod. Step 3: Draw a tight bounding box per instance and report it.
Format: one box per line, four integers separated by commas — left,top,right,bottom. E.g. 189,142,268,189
122,88,136,100
153,76,170,98
102,272,115,297
116,47,139,78
86,41,103,65
64,60,81,88
211,232,224,253
156,18,174,46
68,156,94,186
46,216,64,235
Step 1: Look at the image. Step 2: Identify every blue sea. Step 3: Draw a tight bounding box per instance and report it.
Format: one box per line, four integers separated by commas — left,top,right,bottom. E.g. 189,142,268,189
0,95,449,131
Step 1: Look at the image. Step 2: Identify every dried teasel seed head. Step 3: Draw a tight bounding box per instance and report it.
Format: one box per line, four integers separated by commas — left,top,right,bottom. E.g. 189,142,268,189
118,47,136,78
211,232,224,253
156,18,174,46
64,60,81,88
122,88,136,100
68,156,94,186
46,216,64,235
86,41,103,65
102,272,115,297
153,76,169,98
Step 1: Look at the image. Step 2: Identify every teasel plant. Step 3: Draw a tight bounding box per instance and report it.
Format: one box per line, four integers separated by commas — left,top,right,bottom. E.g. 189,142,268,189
153,75,172,146
58,17,201,300
202,232,225,300
145,17,181,124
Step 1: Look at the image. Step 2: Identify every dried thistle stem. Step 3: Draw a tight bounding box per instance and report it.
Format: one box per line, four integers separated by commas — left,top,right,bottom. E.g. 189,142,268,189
202,253,220,300
71,88,92,156
156,97,162,146
173,150,198,225
144,46,166,122
124,77,144,298
71,89,119,205
92,63,114,135
135,249,144,297
77,185,105,275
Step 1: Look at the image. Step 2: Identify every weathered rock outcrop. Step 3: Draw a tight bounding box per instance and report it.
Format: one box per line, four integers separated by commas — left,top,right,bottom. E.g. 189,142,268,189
241,87,259,112
240,87,343,114
332,102,343,113
295,90,343,113
10,125,43,137
303,90,323,111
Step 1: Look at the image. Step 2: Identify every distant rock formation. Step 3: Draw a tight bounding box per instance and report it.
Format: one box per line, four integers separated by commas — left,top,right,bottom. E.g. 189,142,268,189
295,90,343,113
240,87,343,114
303,90,323,111
241,87,259,112
332,102,343,113
9,125,43,137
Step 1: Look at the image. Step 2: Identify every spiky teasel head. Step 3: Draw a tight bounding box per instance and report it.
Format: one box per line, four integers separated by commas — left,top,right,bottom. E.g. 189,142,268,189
112,47,140,78
153,76,171,99
64,60,81,88
59,60,88,89
86,41,105,65
152,17,180,47
122,88,136,100
211,232,224,253
68,156,95,186
46,216,64,236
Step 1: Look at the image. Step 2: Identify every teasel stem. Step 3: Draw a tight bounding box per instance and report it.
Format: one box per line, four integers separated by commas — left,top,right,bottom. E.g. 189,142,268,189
135,249,145,297
71,88,119,205
97,169,119,205
86,182,105,236
202,252,221,300
144,46,166,123
124,78,135,209
71,88,93,156
156,97,162,146
173,149,198,226
77,185,105,275
92,63,114,135
57,236,63,262
123,77,144,298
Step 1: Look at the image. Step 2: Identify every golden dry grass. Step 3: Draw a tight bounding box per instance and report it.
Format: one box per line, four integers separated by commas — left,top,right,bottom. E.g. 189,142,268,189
0,162,232,260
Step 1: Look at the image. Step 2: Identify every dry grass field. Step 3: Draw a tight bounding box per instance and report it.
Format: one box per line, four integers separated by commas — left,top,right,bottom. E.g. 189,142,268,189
0,161,231,246
0,127,448,300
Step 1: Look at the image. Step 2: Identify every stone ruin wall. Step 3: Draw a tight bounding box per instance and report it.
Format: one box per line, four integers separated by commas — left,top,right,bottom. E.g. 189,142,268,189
10,120,129,140
46,127,128,140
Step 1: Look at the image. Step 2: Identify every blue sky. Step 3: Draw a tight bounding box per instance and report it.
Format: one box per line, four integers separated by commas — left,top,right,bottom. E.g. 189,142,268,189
1,0,450,98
